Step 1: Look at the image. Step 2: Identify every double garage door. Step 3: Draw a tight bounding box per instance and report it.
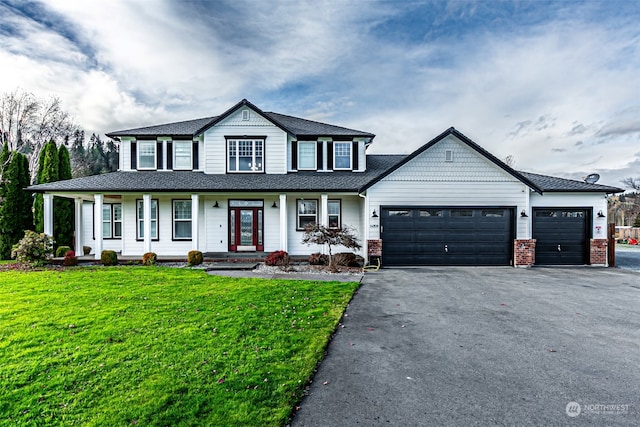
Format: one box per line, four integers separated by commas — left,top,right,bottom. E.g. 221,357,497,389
380,206,590,266
381,207,514,266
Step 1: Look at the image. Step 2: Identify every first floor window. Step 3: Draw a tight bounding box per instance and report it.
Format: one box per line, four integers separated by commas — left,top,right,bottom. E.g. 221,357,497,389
333,142,351,169
227,139,264,172
137,199,158,240
298,141,317,170
101,203,122,238
173,200,192,239
138,141,157,169
328,200,341,228
173,141,192,170
297,199,318,230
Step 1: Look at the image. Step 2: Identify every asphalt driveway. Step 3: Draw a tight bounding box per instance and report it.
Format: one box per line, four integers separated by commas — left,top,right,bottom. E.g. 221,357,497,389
291,267,640,426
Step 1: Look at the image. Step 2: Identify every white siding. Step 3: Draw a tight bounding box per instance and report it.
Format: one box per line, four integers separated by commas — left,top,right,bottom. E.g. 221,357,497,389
120,138,133,171
366,135,529,240
286,194,364,256
530,192,609,240
203,108,288,174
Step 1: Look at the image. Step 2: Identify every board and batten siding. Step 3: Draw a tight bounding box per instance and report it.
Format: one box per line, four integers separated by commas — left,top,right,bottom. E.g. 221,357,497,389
529,192,609,240
203,108,288,174
366,135,529,240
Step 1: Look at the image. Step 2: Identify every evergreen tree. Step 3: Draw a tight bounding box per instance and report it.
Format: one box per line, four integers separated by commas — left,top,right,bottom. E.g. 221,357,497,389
54,145,74,248
0,152,32,259
18,153,34,232
33,140,59,233
0,142,9,172
634,214,640,228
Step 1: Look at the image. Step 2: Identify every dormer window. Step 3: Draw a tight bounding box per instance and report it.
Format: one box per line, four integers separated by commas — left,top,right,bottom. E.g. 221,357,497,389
137,141,157,170
298,141,317,170
333,142,352,170
227,138,264,173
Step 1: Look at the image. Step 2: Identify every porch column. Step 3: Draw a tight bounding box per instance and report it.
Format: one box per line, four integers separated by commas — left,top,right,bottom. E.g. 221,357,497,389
321,194,329,226
94,194,103,259
279,194,287,252
43,193,53,237
191,194,200,251
74,198,83,253
143,193,152,254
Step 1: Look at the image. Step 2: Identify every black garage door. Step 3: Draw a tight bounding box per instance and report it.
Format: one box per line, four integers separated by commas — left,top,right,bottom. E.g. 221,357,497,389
533,208,590,265
381,207,514,266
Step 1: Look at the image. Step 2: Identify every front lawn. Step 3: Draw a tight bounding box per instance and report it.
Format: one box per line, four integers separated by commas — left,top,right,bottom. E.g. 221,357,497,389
0,267,359,426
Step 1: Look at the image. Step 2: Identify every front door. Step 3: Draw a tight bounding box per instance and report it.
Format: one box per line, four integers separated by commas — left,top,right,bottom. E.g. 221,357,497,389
229,200,264,251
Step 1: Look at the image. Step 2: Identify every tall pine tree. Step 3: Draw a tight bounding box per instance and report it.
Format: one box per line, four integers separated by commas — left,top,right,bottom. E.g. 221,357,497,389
33,140,59,233
54,145,74,249
0,152,32,259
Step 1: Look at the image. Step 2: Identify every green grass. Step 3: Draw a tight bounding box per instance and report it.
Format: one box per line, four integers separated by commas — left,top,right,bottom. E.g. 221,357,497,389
0,267,359,426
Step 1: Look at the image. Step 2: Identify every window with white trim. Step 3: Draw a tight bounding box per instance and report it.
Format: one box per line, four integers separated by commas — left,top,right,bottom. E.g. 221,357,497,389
173,200,192,240
138,141,156,169
137,199,158,240
173,141,192,170
101,203,122,239
333,142,351,169
227,139,264,172
297,199,318,230
328,200,341,228
298,141,316,170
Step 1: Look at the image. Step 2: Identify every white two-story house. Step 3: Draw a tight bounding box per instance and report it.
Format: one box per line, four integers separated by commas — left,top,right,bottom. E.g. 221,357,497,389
30,99,622,267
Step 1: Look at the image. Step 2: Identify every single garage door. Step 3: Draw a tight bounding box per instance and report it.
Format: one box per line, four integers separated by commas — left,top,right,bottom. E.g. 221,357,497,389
381,207,514,266
533,208,589,265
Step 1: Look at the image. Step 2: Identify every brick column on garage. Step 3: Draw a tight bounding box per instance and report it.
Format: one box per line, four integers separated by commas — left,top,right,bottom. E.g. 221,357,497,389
590,239,608,266
514,239,536,267
367,239,382,264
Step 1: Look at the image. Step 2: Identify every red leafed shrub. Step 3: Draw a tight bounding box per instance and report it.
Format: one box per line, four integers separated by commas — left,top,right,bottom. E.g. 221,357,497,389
63,250,79,267
265,250,290,267
142,252,158,266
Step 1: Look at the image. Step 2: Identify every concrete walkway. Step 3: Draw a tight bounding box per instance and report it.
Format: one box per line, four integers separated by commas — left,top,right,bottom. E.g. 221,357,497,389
291,267,640,426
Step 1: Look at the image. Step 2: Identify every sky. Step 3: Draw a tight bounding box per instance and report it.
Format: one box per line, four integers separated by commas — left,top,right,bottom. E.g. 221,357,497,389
0,0,638,188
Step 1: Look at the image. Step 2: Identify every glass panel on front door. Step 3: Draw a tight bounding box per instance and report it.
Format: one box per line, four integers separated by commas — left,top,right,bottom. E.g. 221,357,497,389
240,210,253,246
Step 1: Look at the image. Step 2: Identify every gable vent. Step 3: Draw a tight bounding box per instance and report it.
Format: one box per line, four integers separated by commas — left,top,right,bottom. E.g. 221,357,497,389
242,110,250,121
445,149,454,162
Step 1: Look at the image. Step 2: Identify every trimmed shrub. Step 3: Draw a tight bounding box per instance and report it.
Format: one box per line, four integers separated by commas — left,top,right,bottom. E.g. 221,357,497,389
265,250,290,267
55,245,72,258
63,250,79,267
142,252,158,266
187,250,203,266
11,231,54,266
308,252,329,265
83,245,91,255
332,252,358,267
100,250,118,266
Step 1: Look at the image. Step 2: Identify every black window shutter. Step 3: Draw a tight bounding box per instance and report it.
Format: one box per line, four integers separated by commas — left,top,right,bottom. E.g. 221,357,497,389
192,142,199,170
131,142,137,169
166,142,173,170
327,141,333,170
291,141,298,170
317,141,323,170
157,142,163,169
352,141,359,171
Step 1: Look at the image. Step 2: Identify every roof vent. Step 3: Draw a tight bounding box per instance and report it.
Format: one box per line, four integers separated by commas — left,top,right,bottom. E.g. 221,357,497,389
445,149,454,162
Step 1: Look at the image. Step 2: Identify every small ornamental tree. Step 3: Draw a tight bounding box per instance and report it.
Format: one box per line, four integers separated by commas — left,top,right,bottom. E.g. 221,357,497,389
302,223,362,271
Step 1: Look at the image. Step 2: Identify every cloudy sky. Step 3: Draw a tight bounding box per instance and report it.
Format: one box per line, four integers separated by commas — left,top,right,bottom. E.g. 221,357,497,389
1,0,638,187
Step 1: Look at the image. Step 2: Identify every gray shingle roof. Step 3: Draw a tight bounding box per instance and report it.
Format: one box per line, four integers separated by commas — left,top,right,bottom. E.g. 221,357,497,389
28,155,405,193
105,99,374,139
519,171,623,193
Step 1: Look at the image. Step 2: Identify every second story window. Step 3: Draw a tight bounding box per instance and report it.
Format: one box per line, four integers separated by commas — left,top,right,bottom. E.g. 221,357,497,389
173,141,192,170
334,142,352,170
227,139,264,173
298,141,317,170
138,141,156,169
